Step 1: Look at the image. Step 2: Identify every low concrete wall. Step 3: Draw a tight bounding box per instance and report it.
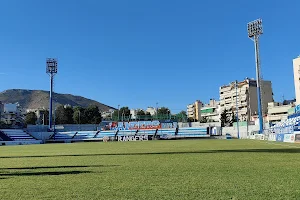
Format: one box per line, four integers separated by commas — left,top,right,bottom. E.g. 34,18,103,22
27,124,100,132
30,132,54,142
27,125,48,132
178,122,221,128
178,123,189,128
222,125,259,139
0,140,42,146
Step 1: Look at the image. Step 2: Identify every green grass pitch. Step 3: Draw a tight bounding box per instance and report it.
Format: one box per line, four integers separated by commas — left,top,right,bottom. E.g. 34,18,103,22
1,139,300,199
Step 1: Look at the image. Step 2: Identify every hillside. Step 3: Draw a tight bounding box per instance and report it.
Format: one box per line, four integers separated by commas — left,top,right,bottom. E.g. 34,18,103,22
0,89,115,111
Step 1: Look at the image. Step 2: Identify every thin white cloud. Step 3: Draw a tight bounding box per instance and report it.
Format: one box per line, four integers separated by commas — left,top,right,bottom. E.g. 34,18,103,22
0,73,6,75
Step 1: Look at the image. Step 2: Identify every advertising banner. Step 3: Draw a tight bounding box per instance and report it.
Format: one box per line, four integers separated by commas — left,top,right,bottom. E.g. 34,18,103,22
270,126,294,134
255,134,264,140
295,104,300,113
283,134,295,143
249,135,255,140
103,120,178,131
294,133,300,143
268,134,276,142
117,135,149,142
276,134,285,142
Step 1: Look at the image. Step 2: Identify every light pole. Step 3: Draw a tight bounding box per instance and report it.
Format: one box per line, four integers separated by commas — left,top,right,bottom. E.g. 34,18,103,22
78,110,81,130
246,88,250,137
118,105,120,121
235,80,240,139
247,19,264,134
156,102,158,120
46,58,57,131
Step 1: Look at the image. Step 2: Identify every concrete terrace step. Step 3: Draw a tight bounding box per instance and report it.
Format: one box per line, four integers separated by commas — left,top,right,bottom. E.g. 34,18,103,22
0,131,13,141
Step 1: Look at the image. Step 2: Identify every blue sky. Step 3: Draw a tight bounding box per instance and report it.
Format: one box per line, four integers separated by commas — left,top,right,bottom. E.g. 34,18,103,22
0,0,299,113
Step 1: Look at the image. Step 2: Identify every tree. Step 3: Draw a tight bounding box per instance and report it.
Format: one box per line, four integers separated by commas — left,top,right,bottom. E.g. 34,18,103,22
85,105,102,124
112,107,131,121
200,117,208,123
176,111,187,122
136,109,145,116
220,109,230,127
25,112,37,125
55,105,75,124
187,117,196,122
55,105,67,124
65,106,75,124
136,109,145,120
40,110,49,125
230,110,237,126
144,112,152,121
73,107,88,124
157,107,171,115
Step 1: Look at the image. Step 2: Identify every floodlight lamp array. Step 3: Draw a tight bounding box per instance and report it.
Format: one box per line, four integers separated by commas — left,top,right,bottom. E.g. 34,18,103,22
247,19,263,38
46,58,58,74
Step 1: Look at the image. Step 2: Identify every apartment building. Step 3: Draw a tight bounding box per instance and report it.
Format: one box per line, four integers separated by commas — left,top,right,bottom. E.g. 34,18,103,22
101,109,115,120
201,99,221,122
267,102,294,125
1,103,23,125
293,56,300,105
146,107,157,116
130,109,140,120
219,78,274,121
187,100,203,121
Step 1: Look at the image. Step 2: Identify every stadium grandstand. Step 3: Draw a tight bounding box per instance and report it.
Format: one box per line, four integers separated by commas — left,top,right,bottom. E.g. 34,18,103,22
265,106,300,142
48,122,220,143
0,129,42,145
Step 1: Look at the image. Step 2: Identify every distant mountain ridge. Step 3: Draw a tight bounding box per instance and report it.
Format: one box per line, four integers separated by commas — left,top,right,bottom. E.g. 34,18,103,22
0,89,115,111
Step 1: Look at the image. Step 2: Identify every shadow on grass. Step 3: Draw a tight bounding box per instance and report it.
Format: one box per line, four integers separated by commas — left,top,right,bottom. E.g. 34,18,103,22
215,149,300,153
0,170,93,177
1,148,300,159
0,165,119,170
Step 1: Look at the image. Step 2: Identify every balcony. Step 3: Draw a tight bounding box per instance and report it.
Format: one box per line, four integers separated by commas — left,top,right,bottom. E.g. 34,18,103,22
237,108,247,114
268,114,287,122
187,108,194,112
225,99,232,104
238,102,248,107
220,86,231,93
202,112,218,117
187,105,194,109
268,105,291,115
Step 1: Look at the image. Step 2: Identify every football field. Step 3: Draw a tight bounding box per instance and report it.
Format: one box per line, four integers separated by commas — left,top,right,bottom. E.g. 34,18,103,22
1,139,300,199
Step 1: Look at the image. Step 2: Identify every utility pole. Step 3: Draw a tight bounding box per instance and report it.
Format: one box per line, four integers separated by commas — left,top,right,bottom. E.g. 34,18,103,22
235,80,240,139
246,88,250,138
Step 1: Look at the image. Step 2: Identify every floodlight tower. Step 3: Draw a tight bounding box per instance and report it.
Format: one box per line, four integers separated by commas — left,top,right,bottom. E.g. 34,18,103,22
46,58,58,131
247,19,264,133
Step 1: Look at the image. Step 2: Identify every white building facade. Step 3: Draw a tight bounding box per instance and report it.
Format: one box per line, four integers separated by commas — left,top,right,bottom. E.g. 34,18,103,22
293,56,300,105
201,99,221,122
267,102,294,125
187,100,203,121
219,78,274,122
1,103,23,125
146,107,157,116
